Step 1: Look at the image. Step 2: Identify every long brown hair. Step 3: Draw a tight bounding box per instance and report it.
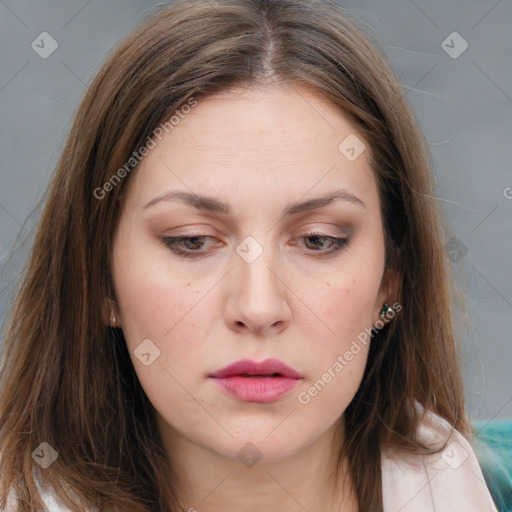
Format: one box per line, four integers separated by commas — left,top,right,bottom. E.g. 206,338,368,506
0,1,470,510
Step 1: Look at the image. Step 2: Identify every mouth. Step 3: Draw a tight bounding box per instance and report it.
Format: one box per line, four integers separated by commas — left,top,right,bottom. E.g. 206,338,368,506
208,358,303,380
208,358,303,403
237,373,282,378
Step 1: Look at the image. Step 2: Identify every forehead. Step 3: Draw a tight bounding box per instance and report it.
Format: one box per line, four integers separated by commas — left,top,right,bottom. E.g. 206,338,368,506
124,85,379,215
151,86,362,161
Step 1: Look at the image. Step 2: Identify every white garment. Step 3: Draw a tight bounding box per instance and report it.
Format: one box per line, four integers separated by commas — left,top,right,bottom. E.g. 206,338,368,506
3,407,498,511
381,405,498,511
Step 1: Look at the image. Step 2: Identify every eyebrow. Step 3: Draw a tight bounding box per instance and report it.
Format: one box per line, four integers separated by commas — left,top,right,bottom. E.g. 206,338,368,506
142,189,366,215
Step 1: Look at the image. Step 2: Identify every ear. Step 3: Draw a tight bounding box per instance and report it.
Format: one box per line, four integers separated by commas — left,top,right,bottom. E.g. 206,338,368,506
102,297,121,328
373,265,400,326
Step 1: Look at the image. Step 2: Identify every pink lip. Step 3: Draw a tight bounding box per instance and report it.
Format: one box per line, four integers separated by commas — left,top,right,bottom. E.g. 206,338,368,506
208,358,303,403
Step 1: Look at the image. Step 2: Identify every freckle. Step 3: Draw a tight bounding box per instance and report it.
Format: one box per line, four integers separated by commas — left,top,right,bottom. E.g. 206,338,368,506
186,282,191,287
196,290,200,294
326,281,331,286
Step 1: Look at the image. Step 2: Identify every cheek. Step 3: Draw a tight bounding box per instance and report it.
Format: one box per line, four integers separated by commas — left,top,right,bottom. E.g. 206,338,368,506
300,230,386,343
293,270,382,404
115,270,212,354
112,223,196,334
313,274,380,344
112,258,215,421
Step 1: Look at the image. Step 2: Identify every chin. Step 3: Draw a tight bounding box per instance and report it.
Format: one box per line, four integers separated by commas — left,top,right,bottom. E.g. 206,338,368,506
214,426,313,466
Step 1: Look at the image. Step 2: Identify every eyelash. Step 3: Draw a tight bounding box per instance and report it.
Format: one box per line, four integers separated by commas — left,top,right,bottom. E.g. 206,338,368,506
159,232,349,258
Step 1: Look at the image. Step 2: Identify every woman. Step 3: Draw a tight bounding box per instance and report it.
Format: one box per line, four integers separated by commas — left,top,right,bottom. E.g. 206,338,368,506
0,0,498,510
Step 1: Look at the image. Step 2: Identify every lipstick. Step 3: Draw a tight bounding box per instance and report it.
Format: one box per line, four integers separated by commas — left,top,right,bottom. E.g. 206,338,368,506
208,358,303,403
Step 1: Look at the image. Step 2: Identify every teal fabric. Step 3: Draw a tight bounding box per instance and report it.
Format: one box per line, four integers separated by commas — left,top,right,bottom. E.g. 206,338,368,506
472,420,512,512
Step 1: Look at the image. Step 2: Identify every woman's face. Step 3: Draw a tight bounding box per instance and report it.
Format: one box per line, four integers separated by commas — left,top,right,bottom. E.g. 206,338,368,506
111,85,393,464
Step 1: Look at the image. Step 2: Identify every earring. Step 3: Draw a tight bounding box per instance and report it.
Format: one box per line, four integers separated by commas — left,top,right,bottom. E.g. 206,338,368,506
379,303,393,320
111,315,116,328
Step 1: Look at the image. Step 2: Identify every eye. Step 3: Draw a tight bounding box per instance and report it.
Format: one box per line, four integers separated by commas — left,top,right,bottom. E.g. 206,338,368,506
160,232,349,259
160,235,218,258
299,232,349,255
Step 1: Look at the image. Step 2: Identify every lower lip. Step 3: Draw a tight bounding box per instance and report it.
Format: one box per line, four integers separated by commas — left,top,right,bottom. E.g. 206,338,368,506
210,376,301,403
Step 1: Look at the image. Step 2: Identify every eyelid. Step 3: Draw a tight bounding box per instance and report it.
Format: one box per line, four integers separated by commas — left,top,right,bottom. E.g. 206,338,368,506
295,222,353,238
162,225,217,237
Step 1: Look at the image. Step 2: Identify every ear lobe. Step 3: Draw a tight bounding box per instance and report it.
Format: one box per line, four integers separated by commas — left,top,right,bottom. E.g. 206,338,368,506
101,298,120,328
374,266,401,325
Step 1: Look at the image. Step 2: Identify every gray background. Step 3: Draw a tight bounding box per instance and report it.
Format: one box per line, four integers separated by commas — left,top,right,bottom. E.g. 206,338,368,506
0,0,511,421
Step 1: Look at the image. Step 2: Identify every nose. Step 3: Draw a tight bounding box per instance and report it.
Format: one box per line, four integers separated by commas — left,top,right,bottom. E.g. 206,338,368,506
223,244,292,336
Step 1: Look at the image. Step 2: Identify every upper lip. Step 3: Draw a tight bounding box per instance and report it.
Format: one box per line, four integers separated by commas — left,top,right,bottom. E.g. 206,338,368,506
209,358,303,379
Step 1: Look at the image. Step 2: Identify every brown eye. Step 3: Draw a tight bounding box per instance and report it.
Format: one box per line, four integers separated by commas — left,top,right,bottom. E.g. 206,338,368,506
160,236,216,257
301,233,349,255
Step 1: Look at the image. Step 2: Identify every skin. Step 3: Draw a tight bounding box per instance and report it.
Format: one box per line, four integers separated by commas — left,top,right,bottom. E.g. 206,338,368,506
110,85,396,511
